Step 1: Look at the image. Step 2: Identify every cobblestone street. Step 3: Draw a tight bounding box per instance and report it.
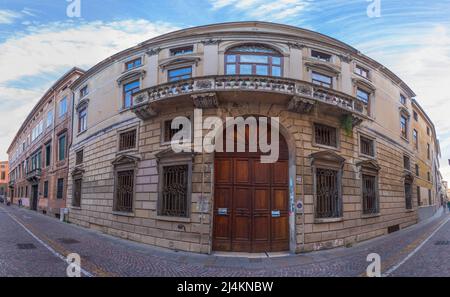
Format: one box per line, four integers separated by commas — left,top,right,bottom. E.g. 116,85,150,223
0,204,449,277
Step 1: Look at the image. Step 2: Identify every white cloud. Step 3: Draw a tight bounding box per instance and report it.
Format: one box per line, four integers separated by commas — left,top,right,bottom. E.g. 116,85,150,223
0,9,21,24
0,19,179,159
209,0,310,20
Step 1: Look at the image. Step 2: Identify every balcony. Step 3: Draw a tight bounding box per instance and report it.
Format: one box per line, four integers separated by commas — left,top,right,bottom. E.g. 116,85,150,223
8,180,15,188
26,168,42,182
131,75,370,124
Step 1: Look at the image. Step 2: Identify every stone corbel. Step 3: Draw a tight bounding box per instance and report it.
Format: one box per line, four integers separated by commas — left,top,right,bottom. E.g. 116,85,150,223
287,96,315,114
201,39,221,45
191,93,219,109
133,104,158,120
287,42,304,50
351,115,364,127
146,47,161,56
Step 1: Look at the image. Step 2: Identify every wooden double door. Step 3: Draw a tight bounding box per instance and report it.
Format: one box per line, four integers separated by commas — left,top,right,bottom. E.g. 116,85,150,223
213,132,290,253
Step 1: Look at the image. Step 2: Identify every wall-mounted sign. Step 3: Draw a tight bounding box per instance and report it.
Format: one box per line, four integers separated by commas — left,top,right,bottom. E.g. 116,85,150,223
271,210,281,217
296,176,302,184
296,200,304,213
218,208,228,215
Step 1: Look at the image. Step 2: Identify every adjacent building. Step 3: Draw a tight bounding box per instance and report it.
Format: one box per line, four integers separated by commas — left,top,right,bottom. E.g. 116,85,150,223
0,161,8,198
7,68,84,216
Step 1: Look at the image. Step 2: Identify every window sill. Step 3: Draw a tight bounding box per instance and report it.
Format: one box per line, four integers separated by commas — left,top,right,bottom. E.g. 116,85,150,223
314,217,344,224
112,211,135,217
359,153,376,160
405,209,415,213
156,215,191,223
70,206,82,210
117,148,138,156
77,130,87,137
119,107,133,114
312,143,340,152
361,213,380,219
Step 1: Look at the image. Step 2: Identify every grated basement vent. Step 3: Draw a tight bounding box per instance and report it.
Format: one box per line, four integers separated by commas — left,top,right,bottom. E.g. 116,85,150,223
57,238,80,244
387,224,400,234
17,243,37,250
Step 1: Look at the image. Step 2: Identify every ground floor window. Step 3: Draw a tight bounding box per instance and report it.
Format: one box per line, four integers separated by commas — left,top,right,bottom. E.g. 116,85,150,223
159,165,189,217
57,178,64,199
362,174,378,214
315,168,341,218
73,178,82,207
405,180,413,209
114,170,134,212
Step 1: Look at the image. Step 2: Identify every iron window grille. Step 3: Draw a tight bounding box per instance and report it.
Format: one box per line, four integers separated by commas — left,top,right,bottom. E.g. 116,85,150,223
403,155,410,171
75,150,83,165
417,186,421,206
119,129,137,152
72,178,82,207
314,124,338,148
43,181,48,198
57,178,64,199
405,180,413,210
362,174,378,214
163,119,187,143
315,168,341,218
360,136,374,157
114,170,134,213
159,165,189,218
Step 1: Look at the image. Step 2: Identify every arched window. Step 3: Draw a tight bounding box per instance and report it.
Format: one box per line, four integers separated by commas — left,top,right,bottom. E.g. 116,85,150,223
225,44,282,77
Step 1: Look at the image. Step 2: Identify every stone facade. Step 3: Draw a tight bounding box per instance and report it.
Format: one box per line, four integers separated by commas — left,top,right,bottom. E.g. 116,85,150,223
62,22,441,254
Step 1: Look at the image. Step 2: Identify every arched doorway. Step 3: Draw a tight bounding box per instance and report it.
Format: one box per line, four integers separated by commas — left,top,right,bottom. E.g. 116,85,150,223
212,120,290,252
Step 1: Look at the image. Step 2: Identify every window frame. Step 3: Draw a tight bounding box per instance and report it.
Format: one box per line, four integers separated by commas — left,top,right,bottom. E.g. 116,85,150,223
170,45,194,57
225,45,283,77
59,97,68,117
354,64,369,79
168,66,193,82
117,127,138,153
122,79,140,109
312,123,340,150
311,49,332,62
56,178,64,199
72,177,82,207
58,133,66,162
125,57,142,71
78,107,88,133
311,71,332,88
75,149,84,166
400,114,409,140
113,161,137,215
359,133,376,158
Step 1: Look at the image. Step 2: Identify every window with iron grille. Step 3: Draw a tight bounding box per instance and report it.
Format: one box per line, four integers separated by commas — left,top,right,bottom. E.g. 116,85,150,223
415,164,419,176
362,174,378,214
314,124,337,148
119,129,137,151
427,143,430,159
360,136,374,157
57,178,64,199
417,186,421,206
114,170,134,213
43,181,48,198
75,150,83,165
73,178,82,207
428,189,432,205
164,119,185,143
413,111,418,121
159,165,189,217
403,155,410,171
405,181,412,209
315,168,341,218
427,171,431,182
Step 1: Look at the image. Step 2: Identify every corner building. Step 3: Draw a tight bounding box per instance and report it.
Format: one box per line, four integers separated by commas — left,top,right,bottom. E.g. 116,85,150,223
67,22,442,254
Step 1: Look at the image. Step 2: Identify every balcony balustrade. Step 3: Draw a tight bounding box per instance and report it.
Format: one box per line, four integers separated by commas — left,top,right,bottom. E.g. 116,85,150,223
26,168,42,182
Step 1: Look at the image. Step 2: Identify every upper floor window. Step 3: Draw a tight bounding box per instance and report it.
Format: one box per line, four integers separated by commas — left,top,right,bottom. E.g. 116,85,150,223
413,129,418,149
168,67,192,82
427,143,431,159
314,123,338,148
415,164,419,176
119,129,137,152
312,71,332,88
170,46,194,56
311,50,332,62
403,155,410,171
59,97,67,117
123,80,140,109
413,111,418,121
360,135,375,157
426,126,430,136
225,45,282,77
45,142,51,167
47,110,53,127
58,133,66,161
400,94,407,105
355,65,369,79
80,86,88,98
76,149,84,166
356,88,370,104
125,57,142,71
78,107,87,133
400,114,408,139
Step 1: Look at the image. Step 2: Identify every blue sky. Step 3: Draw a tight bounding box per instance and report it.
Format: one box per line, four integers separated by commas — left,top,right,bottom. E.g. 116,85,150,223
1,0,449,180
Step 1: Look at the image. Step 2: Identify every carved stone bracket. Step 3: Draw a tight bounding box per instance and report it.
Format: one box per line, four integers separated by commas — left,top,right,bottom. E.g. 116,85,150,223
133,104,158,120
201,39,221,45
287,96,315,114
339,54,353,63
191,92,219,109
352,115,364,127
146,47,161,56
287,42,304,50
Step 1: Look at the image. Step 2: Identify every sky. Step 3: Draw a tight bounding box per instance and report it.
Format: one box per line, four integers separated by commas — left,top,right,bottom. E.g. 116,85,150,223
0,0,449,180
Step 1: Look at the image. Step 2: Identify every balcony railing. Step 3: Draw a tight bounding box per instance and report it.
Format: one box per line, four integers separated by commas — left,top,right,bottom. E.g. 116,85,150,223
132,75,369,118
26,168,42,181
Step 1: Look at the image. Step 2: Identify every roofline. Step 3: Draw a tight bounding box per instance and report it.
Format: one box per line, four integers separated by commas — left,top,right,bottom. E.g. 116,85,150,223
7,67,85,154
70,21,416,97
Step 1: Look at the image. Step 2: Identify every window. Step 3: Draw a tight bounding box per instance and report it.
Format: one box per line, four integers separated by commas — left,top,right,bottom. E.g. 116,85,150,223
400,94,407,105
427,172,431,182
30,151,42,171
400,115,408,139
119,129,137,151
362,174,378,214
170,46,194,56
25,186,28,197
168,67,192,82
403,155,410,171
426,127,430,136
427,143,430,159
311,50,331,62
1,171,5,180
73,178,82,207
360,136,375,157
413,129,418,149
413,111,418,121
355,65,369,79
225,45,282,77
80,86,88,98
405,179,413,209
159,165,189,217
356,88,370,103
43,181,48,198
45,143,51,167
57,178,64,199
428,189,432,205
114,170,134,212
76,150,83,165
415,164,419,176
314,124,338,148
59,97,68,117
47,110,53,127
315,168,341,218
125,57,142,71
312,72,332,88
78,107,87,133
417,186,421,206
123,80,140,109
58,134,66,161
163,119,186,143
